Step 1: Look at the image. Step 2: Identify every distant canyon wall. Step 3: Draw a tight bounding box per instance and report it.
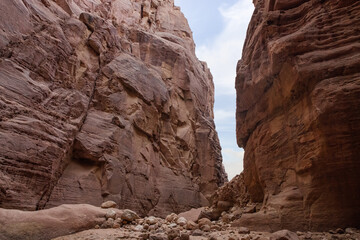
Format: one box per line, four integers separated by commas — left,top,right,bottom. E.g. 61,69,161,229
0,0,227,217
234,0,360,231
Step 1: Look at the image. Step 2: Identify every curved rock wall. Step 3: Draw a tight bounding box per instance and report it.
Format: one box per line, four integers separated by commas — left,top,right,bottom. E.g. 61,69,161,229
235,0,360,231
0,0,227,217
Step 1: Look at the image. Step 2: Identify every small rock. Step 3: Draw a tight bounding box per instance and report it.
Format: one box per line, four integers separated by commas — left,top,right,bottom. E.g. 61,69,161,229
113,222,120,228
209,236,218,240
201,224,211,232
140,233,150,240
121,209,139,222
185,220,198,230
94,224,100,229
101,200,117,209
177,217,187,226
240,235,251,240
144,224,150,230
169,223,178,228
166,213,178,223
198,218,212,228
180,232,190,240
345,228,356,234
167,229,180,240
271,230,299,240
137,219,145,225
243,205,256,214
221,213,232,224
192,229,204,236
210,225,221,231
105,209,116,220
149,224,157,231
150,233,167,240
147,216,158,225
134,225,144,232
336,228,344,234
229,234,239,240
101,218,115,229
238,227,250,234
303,233,311,239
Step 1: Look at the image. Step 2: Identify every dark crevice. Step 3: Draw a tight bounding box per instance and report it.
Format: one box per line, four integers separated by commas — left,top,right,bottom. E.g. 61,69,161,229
36,61,100,210
141,5,144,18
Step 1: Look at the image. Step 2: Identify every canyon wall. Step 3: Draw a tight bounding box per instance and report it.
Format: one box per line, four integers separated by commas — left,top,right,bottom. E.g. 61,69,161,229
234,0,360,231
0,0,227,217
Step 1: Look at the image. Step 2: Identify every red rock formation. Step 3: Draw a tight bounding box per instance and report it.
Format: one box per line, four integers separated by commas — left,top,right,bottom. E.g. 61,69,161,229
0,0,227,216
234,0,360,231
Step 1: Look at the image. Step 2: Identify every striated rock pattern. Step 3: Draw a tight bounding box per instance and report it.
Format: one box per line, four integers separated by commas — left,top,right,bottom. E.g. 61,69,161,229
0,0,227,216
235,0,360,231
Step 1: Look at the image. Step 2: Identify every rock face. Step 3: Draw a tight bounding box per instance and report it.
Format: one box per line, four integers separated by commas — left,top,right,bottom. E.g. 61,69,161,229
0,204,122,240
0,0,227,216
235,0,360,231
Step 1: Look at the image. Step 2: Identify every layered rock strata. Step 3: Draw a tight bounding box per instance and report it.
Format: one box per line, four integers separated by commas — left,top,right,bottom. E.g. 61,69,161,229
0,0,227,216
234,0,360,231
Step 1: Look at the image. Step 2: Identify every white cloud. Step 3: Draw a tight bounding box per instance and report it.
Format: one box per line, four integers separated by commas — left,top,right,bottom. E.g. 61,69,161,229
196,0,254,96
175,0,253,180
196,0,253,179
222,148,244,180
214,109,235,122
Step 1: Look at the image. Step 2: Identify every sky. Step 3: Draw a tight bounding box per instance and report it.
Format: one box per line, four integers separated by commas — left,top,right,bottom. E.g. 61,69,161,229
173,0,254,180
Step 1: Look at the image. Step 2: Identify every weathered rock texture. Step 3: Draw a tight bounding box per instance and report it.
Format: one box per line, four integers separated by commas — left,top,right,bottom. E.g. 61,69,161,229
235,0,360,231
0,0,227,216
0,204,120,240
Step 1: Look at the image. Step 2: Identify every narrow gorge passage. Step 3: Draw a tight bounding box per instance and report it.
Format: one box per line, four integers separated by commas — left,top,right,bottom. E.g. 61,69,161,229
0,0,359,239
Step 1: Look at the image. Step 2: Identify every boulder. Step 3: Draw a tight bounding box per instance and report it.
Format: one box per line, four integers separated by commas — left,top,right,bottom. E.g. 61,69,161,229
0,204,122,240
121,209,139,222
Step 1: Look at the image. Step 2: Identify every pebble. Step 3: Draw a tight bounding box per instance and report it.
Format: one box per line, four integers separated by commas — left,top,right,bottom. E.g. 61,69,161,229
238,227,250,234
101,218,114,229
121,209,139,222
149,233,167,240
240,234,251,240
169,223,178,228
134,225,144,232
271,230,299,240
167,229,180,240
229,235,239,240
201,224,211,232
101,201,117,209
211,225,221,231
140,233,150,240
198,218,212,228
113,222,120,228
177,217,187,226
166,213,178,223
146,216,158,225
105,209,116,220
192,229,204,236
180,232,190,240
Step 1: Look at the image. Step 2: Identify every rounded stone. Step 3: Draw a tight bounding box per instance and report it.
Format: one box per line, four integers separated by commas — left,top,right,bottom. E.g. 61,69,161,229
101,200,117,209
105,209,116,220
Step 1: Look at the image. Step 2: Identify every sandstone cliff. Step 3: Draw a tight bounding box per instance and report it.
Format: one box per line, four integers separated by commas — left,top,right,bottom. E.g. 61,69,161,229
0,0,227,217
233,0,360,231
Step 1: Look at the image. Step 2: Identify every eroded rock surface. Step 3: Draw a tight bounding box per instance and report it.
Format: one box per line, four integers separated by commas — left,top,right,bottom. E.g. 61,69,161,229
0,0,227,216
0,204,121,240
234,0,360,231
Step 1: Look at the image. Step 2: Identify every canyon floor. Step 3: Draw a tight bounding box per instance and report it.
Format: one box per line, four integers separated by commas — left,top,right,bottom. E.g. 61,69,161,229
1,202,358,240
54,226,360,240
